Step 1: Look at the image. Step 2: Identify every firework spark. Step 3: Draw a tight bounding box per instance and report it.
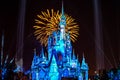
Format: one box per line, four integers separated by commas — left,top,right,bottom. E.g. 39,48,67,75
34,9,79,46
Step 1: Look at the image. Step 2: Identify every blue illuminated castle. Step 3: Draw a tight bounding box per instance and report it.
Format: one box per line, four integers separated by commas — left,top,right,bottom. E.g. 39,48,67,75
31,4,89,80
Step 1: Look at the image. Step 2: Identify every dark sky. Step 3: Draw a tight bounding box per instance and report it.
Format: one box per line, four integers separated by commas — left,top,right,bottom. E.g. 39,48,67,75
0,0,120,75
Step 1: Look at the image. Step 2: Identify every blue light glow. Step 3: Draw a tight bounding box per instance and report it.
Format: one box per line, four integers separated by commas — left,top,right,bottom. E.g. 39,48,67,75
31,3,89,80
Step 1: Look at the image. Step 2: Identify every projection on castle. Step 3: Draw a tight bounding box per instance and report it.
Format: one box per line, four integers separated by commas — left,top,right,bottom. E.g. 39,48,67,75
31,3,89,80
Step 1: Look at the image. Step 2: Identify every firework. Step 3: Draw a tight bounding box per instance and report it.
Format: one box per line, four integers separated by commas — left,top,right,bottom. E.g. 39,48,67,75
34,9,79,46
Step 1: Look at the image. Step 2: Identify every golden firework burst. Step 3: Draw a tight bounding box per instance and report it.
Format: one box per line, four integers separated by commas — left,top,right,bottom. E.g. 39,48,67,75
34,9,79,46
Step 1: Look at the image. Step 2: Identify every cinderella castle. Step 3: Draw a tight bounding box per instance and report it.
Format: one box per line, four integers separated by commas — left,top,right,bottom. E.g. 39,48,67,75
31,3,89,80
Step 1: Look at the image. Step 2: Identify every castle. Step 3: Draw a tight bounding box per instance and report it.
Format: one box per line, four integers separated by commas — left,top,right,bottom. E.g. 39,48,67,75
31,4,89,80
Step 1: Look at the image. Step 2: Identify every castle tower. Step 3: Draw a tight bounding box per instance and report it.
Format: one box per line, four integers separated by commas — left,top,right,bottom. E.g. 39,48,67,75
31,49,40,80
31,2,89,80
81,54,89,80
66,33,72,62
59,2,66,40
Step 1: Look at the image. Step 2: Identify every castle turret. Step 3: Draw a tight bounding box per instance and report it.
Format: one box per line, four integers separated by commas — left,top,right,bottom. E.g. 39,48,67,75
31,49,39,80
40,47,47,64
81,53,89,80
66,33,72,60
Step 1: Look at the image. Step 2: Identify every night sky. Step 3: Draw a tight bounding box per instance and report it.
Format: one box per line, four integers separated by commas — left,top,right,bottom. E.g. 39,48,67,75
0,0,120,75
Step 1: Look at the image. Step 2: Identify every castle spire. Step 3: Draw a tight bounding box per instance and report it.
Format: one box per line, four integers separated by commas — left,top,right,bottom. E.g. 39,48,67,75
40,47,45,58
34,48,37,57
59,1,66,27
62,1,64,16
81,52,89,70
83,52,84,58
82,52,85,64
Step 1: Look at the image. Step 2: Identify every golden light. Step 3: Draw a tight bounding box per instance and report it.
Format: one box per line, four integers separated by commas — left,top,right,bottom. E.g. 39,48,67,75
34,9,79,46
